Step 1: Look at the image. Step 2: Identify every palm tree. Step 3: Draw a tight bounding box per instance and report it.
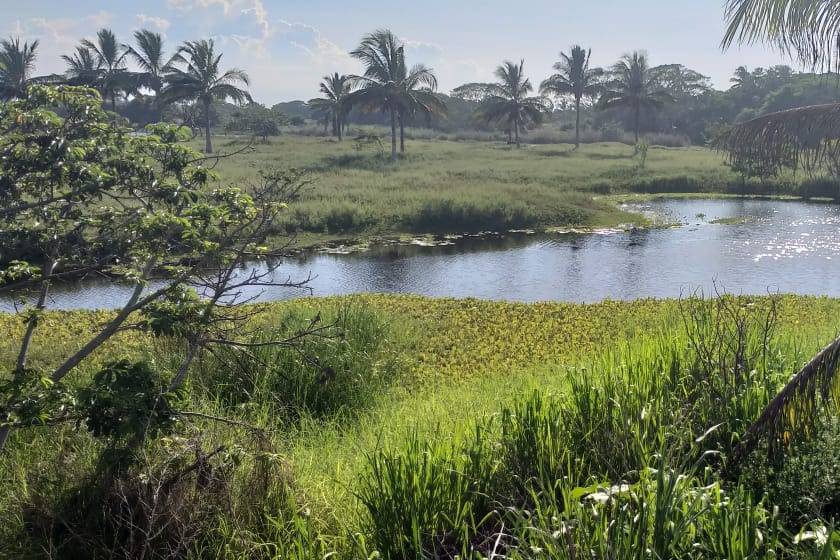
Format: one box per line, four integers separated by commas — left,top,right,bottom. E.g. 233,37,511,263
394,62,446,153
0,37,43,100
599,51,673,143
475,60,550,148
161,39,251,153
349,29,445,160
540,46,604,148
125,29,175,95
62,45,101,88
309,73,352,141
80,28,133,112
717,0,840,471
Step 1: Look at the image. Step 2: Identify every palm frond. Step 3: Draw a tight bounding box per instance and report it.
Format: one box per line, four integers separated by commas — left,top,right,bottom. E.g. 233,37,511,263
722,0,840,71
713,102,840,175
728,332,840,470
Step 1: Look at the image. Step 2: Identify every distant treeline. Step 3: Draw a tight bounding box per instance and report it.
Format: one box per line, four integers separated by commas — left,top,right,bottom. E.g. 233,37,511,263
262,65,839,146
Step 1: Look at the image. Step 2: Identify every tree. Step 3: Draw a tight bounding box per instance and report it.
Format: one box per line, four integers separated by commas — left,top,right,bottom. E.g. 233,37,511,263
599,52,674,143
475,60,551,147
80,28,135,112
0,37,45,101
309,72,352,141
61,46,100,88
161,39,252,153
125,29,175,96
349,29,446,160
225,102,287,141
540,46,604,148
0,85,309,453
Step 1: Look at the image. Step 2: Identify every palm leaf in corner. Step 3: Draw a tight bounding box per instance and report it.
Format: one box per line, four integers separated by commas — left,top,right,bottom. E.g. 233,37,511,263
727,333,840,470
717,0,840,176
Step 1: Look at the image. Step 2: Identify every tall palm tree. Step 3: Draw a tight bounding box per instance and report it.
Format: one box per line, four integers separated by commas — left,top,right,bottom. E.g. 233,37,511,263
394,62,446,153
0,37,44,100
125,29,175,95
475,60,550,148
62,45,101,88
540,46,604,148
309,72,352,141
599,51,673,143
161,39,251,153
349,29,445,160
717,0,840,471
80,28,133,112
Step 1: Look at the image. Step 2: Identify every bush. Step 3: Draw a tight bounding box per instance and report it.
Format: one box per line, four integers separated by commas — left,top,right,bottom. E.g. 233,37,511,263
193,305,400,419
744,418,840,529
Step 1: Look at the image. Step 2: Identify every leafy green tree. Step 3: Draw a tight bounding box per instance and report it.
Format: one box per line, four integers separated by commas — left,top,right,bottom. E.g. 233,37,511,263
80,28,135,112
540,46,604,148
599,51,674,143
0,37,48,100
349,29,445,160
161,39,252,153
225,102,287,141
475,60,551,147
0,85,308,453
309,72,352,141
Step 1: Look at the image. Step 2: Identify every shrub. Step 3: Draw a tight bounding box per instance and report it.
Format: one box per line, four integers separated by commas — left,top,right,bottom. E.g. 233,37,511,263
193,305,400,419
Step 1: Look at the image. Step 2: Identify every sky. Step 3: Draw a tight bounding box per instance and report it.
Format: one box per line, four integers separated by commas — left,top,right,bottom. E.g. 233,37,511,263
3,0,794,104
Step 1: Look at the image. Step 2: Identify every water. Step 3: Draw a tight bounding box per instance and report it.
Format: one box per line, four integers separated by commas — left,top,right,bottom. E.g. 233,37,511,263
4,198,840,310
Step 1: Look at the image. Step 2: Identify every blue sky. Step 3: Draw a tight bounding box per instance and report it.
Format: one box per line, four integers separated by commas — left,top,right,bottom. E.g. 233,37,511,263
4,0,792,103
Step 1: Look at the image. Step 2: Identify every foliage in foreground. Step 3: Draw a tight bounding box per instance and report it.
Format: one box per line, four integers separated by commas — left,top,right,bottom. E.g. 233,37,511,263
2,295,840,557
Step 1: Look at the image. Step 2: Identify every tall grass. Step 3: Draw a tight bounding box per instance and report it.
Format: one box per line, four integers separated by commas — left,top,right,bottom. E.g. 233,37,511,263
203,136,794,244
4,295,840,558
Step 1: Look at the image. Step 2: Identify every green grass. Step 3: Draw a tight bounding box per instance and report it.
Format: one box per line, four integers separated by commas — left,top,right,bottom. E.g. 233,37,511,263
196,135,806,249
4,295,840,557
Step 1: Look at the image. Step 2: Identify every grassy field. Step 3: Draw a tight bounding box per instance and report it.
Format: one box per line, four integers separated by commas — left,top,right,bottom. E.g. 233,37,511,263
197,135,785,248
3,295,840,558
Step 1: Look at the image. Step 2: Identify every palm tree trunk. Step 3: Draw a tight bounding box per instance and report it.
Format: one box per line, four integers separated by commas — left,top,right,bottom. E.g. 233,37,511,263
337,113,343,142
574,97,581,149
204,98,213,154
514,119,520,148
507,128,512,144
399,112,405,153
633,104,640,145
389,108,397,161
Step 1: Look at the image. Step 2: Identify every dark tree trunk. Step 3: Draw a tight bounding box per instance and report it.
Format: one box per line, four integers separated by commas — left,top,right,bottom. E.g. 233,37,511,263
204,98,213,154
337,113,342,141
398,112,405,153
633,103,640,144
389,108,397,161
574,97,581,149
514,119,520,148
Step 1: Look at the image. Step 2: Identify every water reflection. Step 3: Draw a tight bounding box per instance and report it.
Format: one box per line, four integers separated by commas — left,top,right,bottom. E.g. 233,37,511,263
4,199,840,310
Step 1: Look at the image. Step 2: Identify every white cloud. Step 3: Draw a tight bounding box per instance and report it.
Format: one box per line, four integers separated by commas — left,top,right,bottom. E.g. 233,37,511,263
277,19,354,68
7,11,115,75
136,14,172,32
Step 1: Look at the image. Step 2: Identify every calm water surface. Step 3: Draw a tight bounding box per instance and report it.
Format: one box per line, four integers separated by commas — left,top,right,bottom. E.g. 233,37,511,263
4,199,840,310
